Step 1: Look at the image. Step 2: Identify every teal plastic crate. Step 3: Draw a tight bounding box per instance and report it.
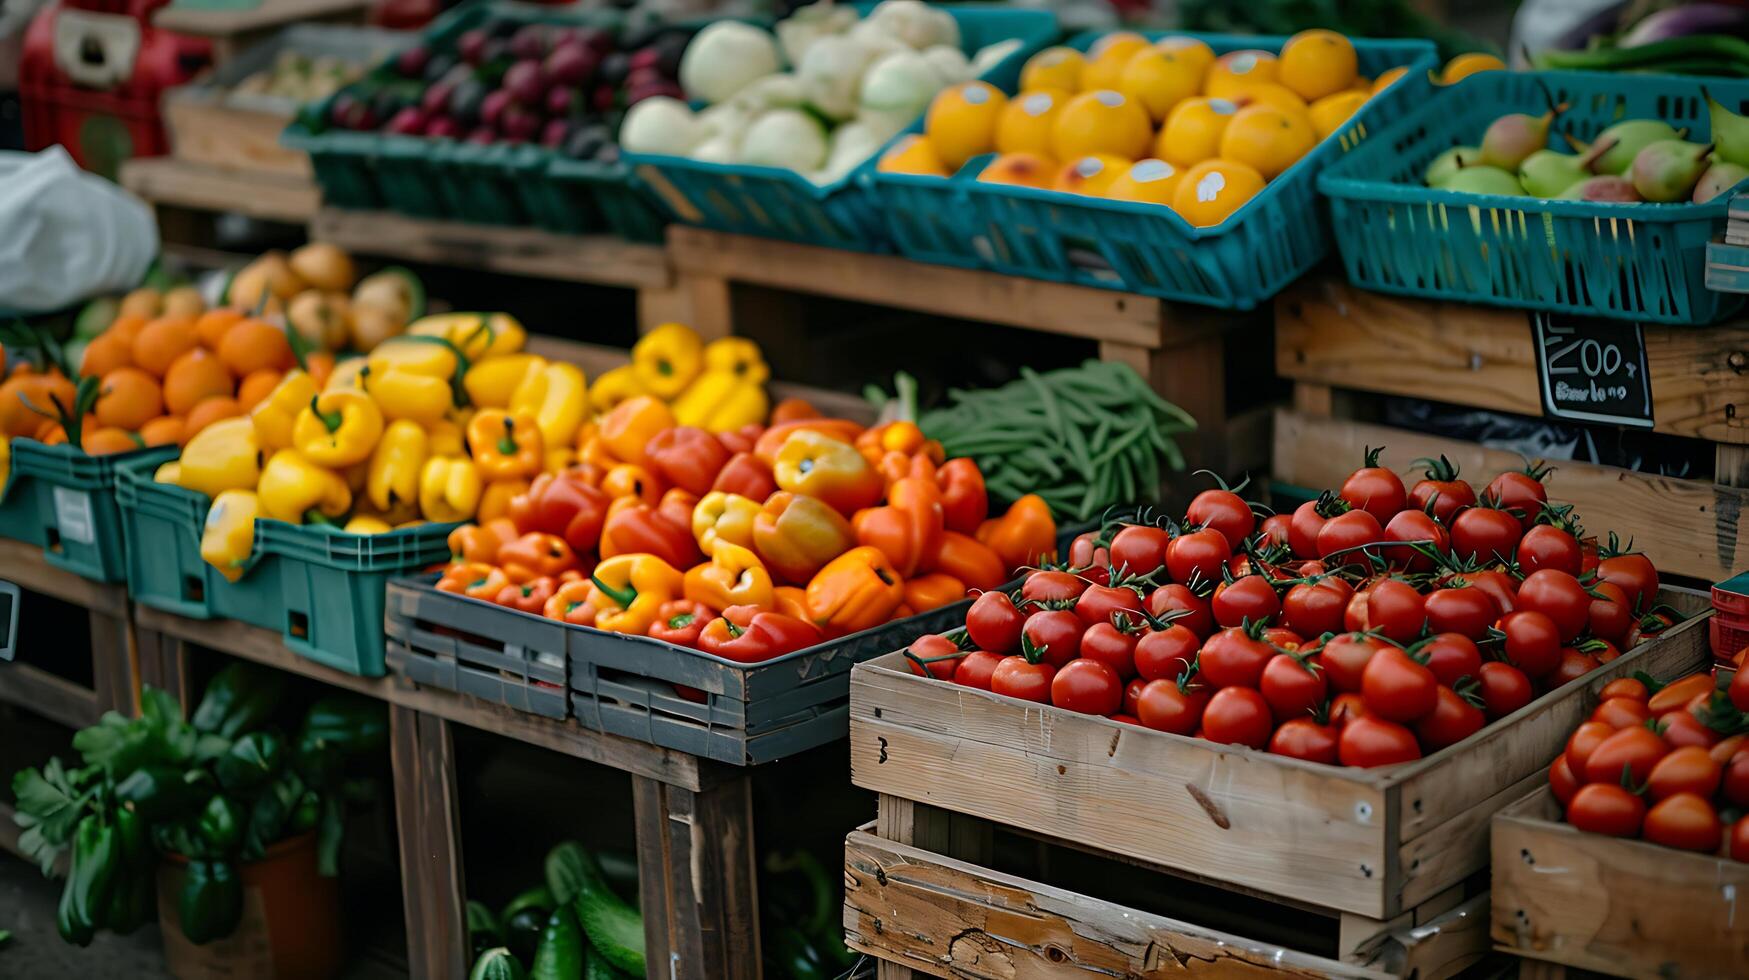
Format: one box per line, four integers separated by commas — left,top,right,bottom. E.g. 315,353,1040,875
282,3,668,241
872,31,1438,309
0,441,177,582
1318,69,1749,324
623,4,1060,252
115,455,458,677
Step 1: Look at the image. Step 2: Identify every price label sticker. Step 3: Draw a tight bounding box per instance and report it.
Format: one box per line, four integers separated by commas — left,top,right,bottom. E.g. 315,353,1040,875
1532,312,1654,428
51,486,95,545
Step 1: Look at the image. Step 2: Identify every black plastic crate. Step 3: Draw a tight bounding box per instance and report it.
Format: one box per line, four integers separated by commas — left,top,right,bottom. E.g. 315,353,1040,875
385,579,570,719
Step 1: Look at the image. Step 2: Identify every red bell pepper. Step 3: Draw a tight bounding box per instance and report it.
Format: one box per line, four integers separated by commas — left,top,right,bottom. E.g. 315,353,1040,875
542,579,597,626
936,458,988,535
495,576,557,614
711,451,777,501
698,604,822,663
718,423,765,456
509,469,612,553
648,599,712,648
645,426,730,497
852,467,944,577
658,487,698,535
600,498,702,570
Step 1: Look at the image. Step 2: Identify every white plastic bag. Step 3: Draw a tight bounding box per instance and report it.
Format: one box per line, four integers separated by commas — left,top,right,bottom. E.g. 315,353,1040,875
0,146,158,314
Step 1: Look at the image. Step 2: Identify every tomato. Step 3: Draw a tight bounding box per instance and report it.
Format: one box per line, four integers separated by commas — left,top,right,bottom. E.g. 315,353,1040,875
953,650,1003,690
1288,495,1342,560
1599,677,1649,703
1407,456,1476,526
1549,754,1580,806
1381,509,1449,572
1725,753,1749,808
1022,570,1087,604
1647,746,1722,801
1449,506,1523,565
1658,710,1720,750
1330,692,1368,730
904,634,965,680
1587,582,1633,647
1732,817,1749,863
1644,793,1723,852
1464,569,1519,617
1108,524,1170,577
1732,665,1749,712
1068,530,1109,571
1186,486,1256,550
1317,509,1384,564
1597,550,1659,614
1281,580,1350,638
966,591,1025,654
1415,685,1485,751
1260,652,1326,720
1269,718,1339,764
1498,610,1562,679
1201,687,1274,748
1110,714,1143,726
1517,524,1582,577
1077,621,1141,680
1340,447,1407,524
1565,720,1618,776
1051,659,1123,715
1263,626,1306,650
1483,466,1550,532
1200,625,1276,689
1648,676,1714,715
1343,588,1372,633
1547,648,1601,688
1565,783,1645,837
1367,578,1429,644
1147,584,1213,638
1321,632,1387,693
1713,734,1747,765
1021,610,1083,667
1123,677,1145,717
1583,726,1670,786
1516,570,1591,643
1591,697,1651,730
989,656,1056,703
1133,624,1201,683
1477,662,1534,719
1362,647,1438,722
1423,585,1497,640
1075,583,1146,630
1136,677,1210,735
1339,716,1421,767
1211,575,1281,629
1418,633,1483,687
1257,514,1293,549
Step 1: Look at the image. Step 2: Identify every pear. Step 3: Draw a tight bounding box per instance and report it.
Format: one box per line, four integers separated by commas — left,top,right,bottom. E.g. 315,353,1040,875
1631,140,1714,202
1479,104,1564,171
1557,175,1641,203
1584,120,1681,176
1435,165,1526,196
1520,136,1618,198
1424,145,1479,186
1694,161,1749,203
1705,89,1749,167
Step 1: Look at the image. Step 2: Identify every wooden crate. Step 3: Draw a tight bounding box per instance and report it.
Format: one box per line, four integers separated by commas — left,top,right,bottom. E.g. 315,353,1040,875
1273,277,1749,582
847,589,1710,924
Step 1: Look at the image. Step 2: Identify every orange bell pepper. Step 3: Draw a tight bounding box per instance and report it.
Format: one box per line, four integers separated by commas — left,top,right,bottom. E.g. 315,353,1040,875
684,541,775,611
495,576,557,614
478,478,530,524
769,397,820,425
752,418,864,467
935,531,1006,592
448,518,518,564
804,546,905,636
468,409,544,482
498,532,578,583
598,395,674,466
602,463,664,505
752,492,856,585
772,585,810,622
977,494,1058,571
855,421,945,470
543,579,598,626
903,572,965,613
852,466,944,577
772,430,884,516
436,562,511,601
658,487,697,534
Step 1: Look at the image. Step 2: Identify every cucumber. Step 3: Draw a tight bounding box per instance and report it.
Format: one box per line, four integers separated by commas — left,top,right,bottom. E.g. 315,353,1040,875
574,878,645,978
583,944,631,980
468,900,503,958
544,841,610,907
500,884,554,923
470,947,527,980
529,905,585,980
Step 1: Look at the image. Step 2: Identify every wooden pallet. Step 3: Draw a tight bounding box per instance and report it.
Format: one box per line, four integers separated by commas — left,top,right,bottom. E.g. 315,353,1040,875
1273,277,1749,582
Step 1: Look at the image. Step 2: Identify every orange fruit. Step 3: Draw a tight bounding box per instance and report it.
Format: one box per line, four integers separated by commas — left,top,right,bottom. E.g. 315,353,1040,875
217,319,294,377
979,152,1056,189
304,351,336,389
36,419,66,444
195,308,246,350
1372,66,1409,94
106,314,148,347
995,89,1067,156
138,416,186,448
1228,83,1310,120
80,332,134,378
1277,29,1358,102
1154,36,1215,80
1053,153,1131,196
132,316,200,378
1020,46,1084,93
1156,97,1239,168
82,426,141,456
184,397,243,437
1204,50,1279,100
1309,90,1370,140
94,367,163,431
163,348,235,416
1052,90,1152,162
1172,159,1266,227
925,82,1009,171
236,369,283,410
1118,48,1202,122
1103,159,1184,206
1350,75,1373,94
877,134,950,177
1219,104,1317,180
1441,53,1505,85
1081,32,1149,92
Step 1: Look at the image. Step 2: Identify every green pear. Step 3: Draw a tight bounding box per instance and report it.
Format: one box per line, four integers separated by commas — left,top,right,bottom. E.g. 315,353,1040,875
1694,160,1749,203
1424,145,1479,186
1631,140,1714,202
73,297,119,340
1435,165,1526,196
1557,175,1640,202
1479,104,1564,171
1586,119,1681,176
1705,89,1749,167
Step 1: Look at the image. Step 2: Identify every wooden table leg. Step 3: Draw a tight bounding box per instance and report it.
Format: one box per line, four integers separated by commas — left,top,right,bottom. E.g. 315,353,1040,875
632,769,760,980
88,607,139,717
390,705,469,980
135,626,192,715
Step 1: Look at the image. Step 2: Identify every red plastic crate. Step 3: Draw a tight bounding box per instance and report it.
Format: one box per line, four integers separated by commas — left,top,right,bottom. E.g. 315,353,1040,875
1711,574,1749,662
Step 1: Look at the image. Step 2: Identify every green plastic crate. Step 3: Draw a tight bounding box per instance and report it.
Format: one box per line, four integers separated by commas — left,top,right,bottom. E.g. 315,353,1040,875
115,455,458,676
0,441,177,582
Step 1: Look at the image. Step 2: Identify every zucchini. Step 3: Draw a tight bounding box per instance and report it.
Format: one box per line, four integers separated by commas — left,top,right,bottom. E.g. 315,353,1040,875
470,947,527,980
529,905,585,980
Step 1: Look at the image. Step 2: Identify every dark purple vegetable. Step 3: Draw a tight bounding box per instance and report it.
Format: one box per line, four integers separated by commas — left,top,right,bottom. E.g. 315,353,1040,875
1623,3,1749,46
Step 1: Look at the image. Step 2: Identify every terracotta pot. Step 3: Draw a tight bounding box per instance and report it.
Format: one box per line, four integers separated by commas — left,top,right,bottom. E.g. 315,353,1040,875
157,831,343,980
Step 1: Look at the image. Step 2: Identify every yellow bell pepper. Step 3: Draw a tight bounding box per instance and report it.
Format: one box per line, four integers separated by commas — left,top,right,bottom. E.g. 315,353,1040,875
257,450,352,524
544,447,576,473
467,409,544,482
587,553,683,635
154,461,182,485
683,541,775,611
703,336,770,385
408,312,526,361
364,366,452,426
357,497,421,527
200,489,261,582
692,491,760,555
419,456,482,522
671,370,769,433
631,322,704,399
478,478,529,523
587,364,647,414
342,514,393,534
0,436,9,491
178,417,262,498
510,362,587,448
251,370,320,452
324,357,370,391
773,430,883,515
463,353,545,409
293,389,384,468
395,519,427,530
366,419,428,512
427,419,465,457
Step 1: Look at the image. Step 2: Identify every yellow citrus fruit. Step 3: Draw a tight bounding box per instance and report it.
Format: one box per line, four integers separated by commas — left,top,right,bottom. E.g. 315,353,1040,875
1082,32,1150,92
1051,89,1153,162
1441,52,1505,84
1155,96,1239,168
1204,50,1279,100
1053,153,1132,196
1277,29,1358,102
1309,90,1369,140
996,89,1067,156
1021,47,1085,93
1154,36,1216,80
1228,82,1310,120
1103,159,1183,206
877,134,949,177
1118,48,1203,122
980,152,1057,189
1372,66,1408,93
925,82,1009,170
1349,75,1372,94
1219,104,1317,180
1171,159,1266,227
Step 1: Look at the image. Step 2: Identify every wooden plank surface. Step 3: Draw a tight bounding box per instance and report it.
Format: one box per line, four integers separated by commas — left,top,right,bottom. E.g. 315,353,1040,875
390,706,468,980
0,538,129,615
1275,278,1749,445
1491,786,1749,978
120,157,321,224
1271,409,1749,582
632,772,761,980
311,209,673,289
0,661,100,730
667,227,1165,347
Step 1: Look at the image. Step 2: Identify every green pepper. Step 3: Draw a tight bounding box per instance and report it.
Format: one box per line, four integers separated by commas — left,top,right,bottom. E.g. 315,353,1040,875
215,732,284,790
64,814,118,944
198,795,244,853
289,789,321,834
115,765,207,821
299,695,388,755
179,859,243,945
190,663,284,739
56,827,94,946
103,866,154,935
114,806,148,869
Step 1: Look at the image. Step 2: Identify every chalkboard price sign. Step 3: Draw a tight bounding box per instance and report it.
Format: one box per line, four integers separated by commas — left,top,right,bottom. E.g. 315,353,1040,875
1532,312,1654,428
